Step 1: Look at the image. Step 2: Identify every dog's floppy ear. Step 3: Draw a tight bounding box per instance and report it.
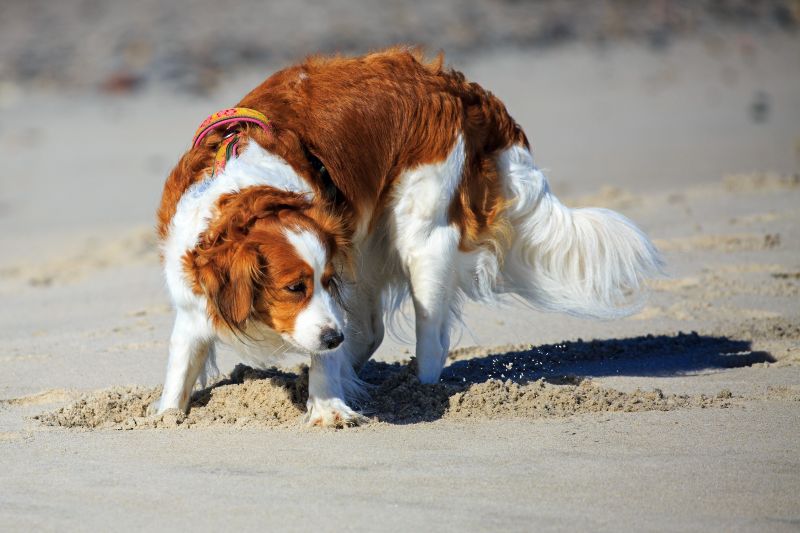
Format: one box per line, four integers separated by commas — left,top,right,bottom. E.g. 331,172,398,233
183,187,310,331
185,239,263,331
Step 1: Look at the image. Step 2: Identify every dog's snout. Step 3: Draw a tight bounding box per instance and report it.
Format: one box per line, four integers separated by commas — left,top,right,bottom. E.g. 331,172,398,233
320,328,344,350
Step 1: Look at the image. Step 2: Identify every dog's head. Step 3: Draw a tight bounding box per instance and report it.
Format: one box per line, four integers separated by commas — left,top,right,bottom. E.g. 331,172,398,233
185,188,347,352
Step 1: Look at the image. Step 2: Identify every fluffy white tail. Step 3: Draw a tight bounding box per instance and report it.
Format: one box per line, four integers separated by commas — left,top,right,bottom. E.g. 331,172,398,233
497,145,663,318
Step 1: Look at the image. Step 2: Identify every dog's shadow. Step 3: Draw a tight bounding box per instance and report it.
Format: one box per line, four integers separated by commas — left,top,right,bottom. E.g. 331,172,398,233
441,332,773,383
192,332,774,425
357,332,774,424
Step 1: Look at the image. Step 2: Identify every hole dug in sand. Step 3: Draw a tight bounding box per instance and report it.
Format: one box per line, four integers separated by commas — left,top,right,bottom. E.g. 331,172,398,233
36,332,774,430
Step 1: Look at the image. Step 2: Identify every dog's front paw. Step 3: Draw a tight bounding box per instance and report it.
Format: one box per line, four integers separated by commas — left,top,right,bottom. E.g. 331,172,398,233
146,398,162,417
305,397,368,428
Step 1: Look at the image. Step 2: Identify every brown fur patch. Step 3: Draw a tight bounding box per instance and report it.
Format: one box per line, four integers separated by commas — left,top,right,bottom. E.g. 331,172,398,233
234,47,527,245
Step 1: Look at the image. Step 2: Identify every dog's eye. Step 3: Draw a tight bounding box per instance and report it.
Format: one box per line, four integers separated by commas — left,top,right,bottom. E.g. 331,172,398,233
285,282,306,294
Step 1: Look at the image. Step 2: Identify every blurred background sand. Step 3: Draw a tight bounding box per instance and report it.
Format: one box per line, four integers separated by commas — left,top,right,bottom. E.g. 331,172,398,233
1,1,799,531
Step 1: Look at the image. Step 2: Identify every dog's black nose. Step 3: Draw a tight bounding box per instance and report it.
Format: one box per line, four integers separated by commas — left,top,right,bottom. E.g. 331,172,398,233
320,328,344,350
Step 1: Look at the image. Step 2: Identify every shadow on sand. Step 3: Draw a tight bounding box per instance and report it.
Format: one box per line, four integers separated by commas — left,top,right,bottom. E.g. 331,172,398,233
190,332,774,425
440,331,775,384
356,331,774,423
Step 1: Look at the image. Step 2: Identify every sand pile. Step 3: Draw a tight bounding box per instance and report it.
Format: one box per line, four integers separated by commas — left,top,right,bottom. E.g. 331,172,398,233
370,366,733,424
36,366,307,430
38,343,739,430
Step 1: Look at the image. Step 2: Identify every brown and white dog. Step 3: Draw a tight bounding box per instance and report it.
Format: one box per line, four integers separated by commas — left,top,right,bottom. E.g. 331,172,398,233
151,48,662,426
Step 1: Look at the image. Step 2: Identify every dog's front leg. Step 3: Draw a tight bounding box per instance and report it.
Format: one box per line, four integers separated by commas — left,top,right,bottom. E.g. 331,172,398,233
150,308,215,415
306,349,368,427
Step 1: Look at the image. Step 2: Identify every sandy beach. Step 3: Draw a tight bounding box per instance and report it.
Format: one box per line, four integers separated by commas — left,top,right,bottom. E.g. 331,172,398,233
1,4,799,530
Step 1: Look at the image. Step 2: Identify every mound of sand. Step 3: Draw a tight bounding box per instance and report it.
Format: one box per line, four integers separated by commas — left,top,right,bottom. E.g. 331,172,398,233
38,350,737,430
36,366,306,430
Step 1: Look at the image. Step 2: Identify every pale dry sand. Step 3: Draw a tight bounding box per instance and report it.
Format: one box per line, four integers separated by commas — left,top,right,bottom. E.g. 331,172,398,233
1,34,800,532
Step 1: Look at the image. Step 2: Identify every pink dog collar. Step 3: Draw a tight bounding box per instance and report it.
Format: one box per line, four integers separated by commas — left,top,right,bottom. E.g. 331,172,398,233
192,107,271,176
192,107,270,147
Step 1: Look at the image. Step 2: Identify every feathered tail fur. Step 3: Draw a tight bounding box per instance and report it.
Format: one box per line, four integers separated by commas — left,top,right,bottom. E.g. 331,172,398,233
496,145,663,318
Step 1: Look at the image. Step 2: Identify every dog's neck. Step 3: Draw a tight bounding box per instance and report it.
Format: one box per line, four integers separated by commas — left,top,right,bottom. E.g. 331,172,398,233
163,140,315,278
212,140,314,199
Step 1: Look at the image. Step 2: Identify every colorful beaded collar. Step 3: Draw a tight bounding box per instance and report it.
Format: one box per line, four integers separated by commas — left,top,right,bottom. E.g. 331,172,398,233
191,107,271,176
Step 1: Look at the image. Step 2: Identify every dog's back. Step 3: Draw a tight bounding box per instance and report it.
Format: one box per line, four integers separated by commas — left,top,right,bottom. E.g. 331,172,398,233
236,48,662,308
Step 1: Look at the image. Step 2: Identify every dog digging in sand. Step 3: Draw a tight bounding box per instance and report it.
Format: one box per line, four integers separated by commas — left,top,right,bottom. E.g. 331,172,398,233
151,48,662,427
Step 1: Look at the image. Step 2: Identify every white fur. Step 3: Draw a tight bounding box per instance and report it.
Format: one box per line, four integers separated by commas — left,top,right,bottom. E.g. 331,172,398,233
150,307,215,413
389,136,465,383
305,352,367,427
496,145,663,317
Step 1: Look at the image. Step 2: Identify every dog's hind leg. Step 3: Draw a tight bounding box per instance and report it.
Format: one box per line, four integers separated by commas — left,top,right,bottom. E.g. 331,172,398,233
407,234,459,383
392,136,465,384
